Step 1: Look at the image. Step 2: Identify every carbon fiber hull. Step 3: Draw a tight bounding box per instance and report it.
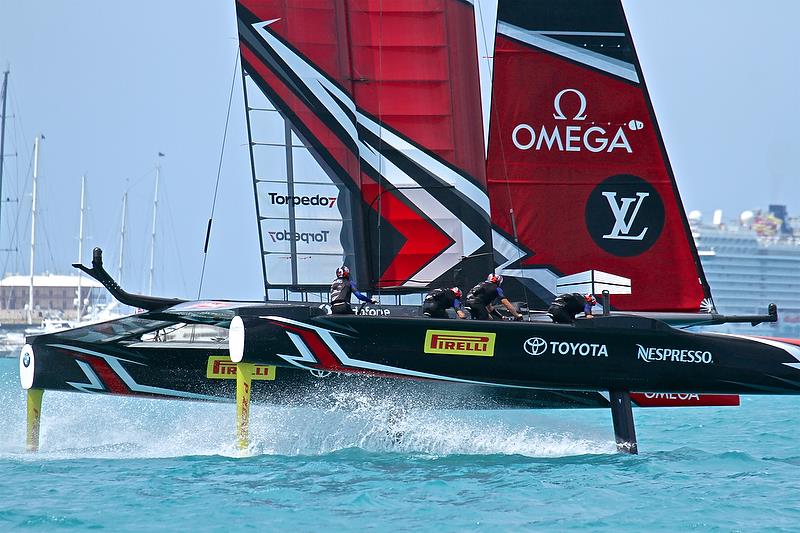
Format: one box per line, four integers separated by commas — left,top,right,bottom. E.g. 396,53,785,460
233,312,800,396
20,335,612,409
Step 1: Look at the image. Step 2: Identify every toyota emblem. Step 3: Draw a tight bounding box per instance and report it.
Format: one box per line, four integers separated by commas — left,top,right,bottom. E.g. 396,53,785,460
523,337,548,356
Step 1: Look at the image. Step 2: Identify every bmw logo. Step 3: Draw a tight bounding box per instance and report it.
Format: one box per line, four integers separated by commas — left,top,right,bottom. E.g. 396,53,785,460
523,337,548,356
22,353,30,368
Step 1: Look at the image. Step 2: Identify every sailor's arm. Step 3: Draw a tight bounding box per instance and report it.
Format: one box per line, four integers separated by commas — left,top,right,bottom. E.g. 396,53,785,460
453,298,467,319
499,298,523,320
350,280,377,304
495,287,523,320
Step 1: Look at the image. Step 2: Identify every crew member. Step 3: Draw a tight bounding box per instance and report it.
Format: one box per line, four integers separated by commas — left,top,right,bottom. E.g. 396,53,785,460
422,287,467,319
330,266,376,315
465,274,523,320
547,293,596,324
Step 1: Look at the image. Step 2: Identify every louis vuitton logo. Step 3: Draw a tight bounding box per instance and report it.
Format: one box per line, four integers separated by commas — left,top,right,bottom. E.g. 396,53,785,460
601,191,650,241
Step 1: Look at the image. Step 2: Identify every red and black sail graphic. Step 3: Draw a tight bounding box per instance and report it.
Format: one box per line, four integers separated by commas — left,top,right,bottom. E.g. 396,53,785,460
237,0,713,313
486,0,713,312
237,0,493,292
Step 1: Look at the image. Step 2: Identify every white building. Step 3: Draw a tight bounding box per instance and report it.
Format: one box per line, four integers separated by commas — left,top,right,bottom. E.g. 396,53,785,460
0,273,106,318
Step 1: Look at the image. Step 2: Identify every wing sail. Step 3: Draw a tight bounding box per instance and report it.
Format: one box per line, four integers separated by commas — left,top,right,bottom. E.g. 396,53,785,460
486,0,712,312
236,0,494,293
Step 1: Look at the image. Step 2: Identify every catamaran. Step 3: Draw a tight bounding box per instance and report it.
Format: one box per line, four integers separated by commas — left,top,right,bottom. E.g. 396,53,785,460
18,0,800,454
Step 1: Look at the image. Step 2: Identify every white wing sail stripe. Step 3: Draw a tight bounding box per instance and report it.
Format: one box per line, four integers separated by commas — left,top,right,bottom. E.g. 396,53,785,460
252,21,490,286
492,229,559,297
497,21,639,83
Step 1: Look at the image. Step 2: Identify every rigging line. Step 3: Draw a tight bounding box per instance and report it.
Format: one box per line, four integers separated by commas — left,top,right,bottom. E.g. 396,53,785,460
197,47,240,299
489,31,531,314
8,78,30,277
1,141,32,277
8,78,30,165
123,164,161,193
374,0,384,300
36,171,58,275
161,186,189,296
27,141,58,275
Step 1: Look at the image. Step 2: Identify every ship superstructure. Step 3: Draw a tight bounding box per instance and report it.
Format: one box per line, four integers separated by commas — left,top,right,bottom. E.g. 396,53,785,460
692,205,800,338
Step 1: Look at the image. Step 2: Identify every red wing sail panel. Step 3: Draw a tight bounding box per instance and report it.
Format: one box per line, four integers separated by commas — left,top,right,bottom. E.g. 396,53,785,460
487,0,713,312
237,0,493,291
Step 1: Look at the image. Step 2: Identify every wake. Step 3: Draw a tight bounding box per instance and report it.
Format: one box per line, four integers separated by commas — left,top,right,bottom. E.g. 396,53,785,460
0,386,615,460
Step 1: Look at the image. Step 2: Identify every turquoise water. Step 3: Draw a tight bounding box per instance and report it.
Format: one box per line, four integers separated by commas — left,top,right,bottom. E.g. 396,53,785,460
2,356,800,531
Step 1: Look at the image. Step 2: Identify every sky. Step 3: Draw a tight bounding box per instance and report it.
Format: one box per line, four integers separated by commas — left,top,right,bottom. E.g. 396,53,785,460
0,0,798,300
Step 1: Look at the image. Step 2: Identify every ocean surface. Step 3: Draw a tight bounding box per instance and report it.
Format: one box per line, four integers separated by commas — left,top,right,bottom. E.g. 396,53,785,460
2,355,800,531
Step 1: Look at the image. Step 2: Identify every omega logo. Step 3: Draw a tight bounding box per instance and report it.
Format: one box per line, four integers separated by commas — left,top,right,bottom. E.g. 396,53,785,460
512,88,643,154
552,88,587,121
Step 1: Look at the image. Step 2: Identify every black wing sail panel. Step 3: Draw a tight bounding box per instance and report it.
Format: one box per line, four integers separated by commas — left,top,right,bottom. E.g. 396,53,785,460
236,1,494,292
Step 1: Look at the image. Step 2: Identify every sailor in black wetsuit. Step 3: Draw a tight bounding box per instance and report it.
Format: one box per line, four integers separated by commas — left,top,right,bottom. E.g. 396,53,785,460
465,274,523,320
547,293,596,324
329,266,376,315
422,287,467,319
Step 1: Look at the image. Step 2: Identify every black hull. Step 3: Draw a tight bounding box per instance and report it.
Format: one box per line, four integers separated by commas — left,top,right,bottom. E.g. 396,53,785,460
233,312,800,396
21,304,800,405
20,338,612,410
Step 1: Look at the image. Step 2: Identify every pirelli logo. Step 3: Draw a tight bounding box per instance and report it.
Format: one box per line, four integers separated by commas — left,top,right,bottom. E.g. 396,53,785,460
424,330,496,357
206,356,276,380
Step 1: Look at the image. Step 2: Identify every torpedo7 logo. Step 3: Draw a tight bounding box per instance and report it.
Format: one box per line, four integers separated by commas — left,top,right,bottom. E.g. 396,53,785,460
269,192,337,208
268,229,330,244
424,330,496,357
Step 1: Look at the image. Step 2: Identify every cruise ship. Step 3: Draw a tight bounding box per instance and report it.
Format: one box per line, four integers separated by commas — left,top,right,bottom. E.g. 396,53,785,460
691,205,800,339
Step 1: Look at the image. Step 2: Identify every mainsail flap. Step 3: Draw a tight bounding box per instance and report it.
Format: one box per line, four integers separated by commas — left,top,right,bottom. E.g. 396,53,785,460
236,0,493,294
485,0,713,312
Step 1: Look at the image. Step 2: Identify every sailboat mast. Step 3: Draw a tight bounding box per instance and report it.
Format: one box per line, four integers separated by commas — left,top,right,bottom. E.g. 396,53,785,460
76,174,86,320
118,191,127,285
0,70,8,234
28,135,41,325
148,162,159,296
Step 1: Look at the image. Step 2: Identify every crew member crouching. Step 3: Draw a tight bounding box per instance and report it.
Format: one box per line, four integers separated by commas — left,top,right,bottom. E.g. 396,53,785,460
422,287,467,319
465,274,523,320
330,266,376,315
547,293,596,324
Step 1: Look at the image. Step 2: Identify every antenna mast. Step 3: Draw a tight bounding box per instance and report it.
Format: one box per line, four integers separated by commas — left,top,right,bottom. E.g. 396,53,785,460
148,157,161,295
76,174,86,320
28,135,41,325
0,70,8,234
118,191,127,285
